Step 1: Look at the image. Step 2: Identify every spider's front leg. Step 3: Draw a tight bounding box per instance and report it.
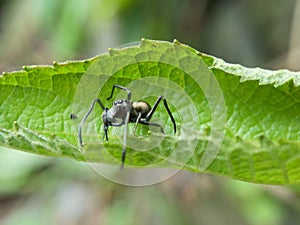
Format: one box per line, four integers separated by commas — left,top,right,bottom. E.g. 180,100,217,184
121,109,131,169
107,84,132,101
78,98,106,146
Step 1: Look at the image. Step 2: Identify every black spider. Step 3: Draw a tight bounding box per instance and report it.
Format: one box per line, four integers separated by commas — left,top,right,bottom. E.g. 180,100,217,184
78,84,176,168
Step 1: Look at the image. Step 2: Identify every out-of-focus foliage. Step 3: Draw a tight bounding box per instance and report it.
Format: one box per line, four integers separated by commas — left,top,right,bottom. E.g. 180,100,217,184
0,0,300,225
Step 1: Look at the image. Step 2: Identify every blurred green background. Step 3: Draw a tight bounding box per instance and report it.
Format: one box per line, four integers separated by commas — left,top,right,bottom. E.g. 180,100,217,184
1,0,300,224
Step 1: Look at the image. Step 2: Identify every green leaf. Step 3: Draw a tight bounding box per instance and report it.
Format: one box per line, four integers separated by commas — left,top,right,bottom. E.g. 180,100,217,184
1,39,300,185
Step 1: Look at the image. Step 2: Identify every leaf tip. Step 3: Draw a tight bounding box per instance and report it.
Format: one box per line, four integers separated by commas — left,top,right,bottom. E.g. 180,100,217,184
13,121,19,132
53,61,58,67
173,39,181,45
140,38,147,47
22,65,29,71
108,48,116,56
258,135,274,148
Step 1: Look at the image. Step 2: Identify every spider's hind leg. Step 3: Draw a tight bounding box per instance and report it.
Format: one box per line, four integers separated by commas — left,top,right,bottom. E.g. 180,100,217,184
145,96,176,134
139,120,165,134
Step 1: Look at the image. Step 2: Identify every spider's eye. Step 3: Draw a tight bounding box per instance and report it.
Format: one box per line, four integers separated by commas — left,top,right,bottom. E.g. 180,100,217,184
113,99,124,105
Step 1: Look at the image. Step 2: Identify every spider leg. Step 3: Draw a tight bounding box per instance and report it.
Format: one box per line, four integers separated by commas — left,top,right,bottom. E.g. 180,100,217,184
103,121,124,141
103,119,109,141
133,112,142,134
107,84,132,101
145,96,176,134
70,114,78,119
139,120,165,134
121,108,131,169
79,98,105,146
162,98,176,133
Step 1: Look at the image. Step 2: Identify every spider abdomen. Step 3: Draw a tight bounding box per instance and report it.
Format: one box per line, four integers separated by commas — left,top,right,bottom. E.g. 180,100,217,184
132,101,151,117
